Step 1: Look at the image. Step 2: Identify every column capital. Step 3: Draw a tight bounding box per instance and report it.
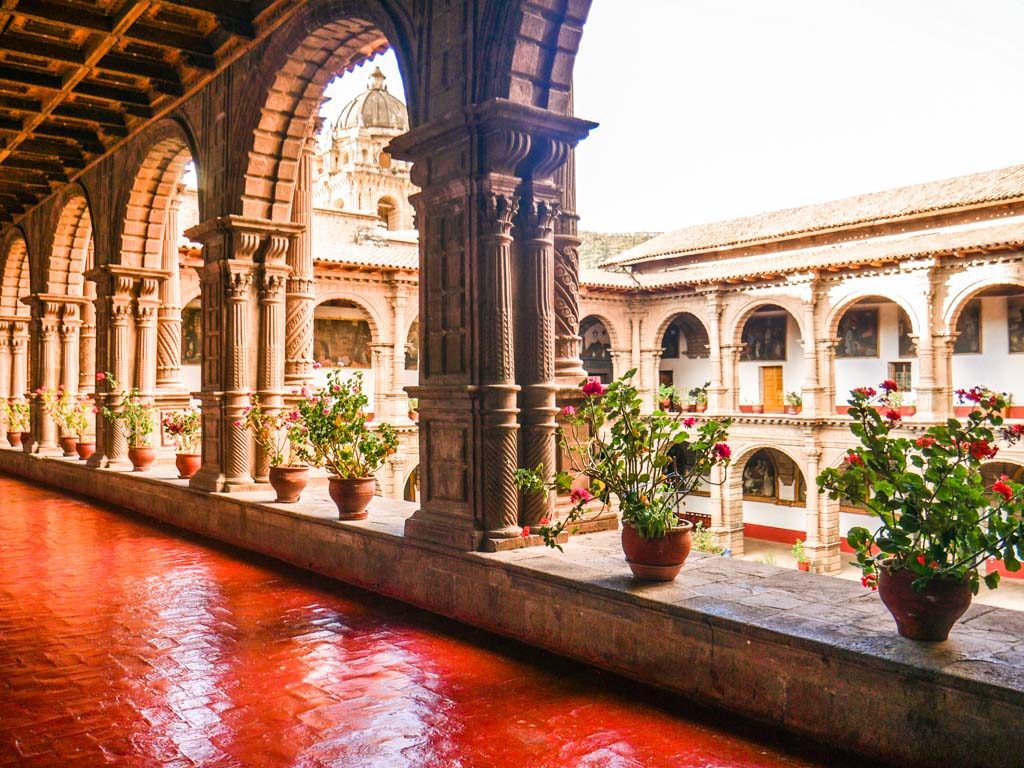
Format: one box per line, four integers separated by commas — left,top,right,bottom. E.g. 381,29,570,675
184,215,303,264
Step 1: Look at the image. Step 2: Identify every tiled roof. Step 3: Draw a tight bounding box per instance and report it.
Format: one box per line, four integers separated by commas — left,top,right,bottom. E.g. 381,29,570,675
604,164,1024,267
315,242,418,270
633,219,1024,289
579,267,637,289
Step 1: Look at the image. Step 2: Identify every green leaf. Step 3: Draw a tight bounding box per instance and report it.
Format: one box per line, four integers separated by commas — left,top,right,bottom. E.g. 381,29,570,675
984,571,1001,590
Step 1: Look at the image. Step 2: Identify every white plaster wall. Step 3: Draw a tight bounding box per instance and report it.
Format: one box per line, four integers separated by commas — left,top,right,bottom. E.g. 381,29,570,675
738,314,804,405
834,303,916,405
742,499,804,531
951,295,1024,400
659,356,712,394
839,511,876,538
681,493,712,516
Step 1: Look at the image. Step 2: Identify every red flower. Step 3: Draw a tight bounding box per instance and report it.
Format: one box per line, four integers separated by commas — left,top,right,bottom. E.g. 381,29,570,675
581,378,606,397
713,443,731,460
914,436,936,449
916,554,926,566
853,387,877,398
570,488,593,504
683,417,696,428
846,452,863,466
95,372,106,382
969,440,998,460
860,572,878,591
884,409,901,422
560,405,576,417
880,379,898,393
993,478,1014,502
539,516,551,525
521,526,530,537
956,387,983,404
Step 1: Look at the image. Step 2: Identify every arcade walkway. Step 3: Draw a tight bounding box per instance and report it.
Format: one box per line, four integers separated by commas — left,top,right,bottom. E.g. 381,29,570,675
0,474,839,768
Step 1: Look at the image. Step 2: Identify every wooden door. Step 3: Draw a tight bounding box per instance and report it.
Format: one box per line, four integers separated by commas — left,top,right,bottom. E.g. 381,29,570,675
761,366,784,412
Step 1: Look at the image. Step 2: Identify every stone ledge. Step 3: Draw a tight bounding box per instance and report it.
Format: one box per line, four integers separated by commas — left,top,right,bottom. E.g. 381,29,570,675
2,447,1022,768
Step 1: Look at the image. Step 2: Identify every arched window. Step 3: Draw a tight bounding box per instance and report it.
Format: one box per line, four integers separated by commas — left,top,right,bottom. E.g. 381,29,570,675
313,299,372,369
742,450,778,499
405,320,419,369
377,196,398,230
580,316,612,383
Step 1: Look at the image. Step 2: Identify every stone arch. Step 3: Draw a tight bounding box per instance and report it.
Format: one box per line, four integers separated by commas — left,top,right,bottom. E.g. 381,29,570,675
478,0,588,114
403,463,419,502
579,311,622,350
944,276,1024,335
728,297,807,347
232,0,414,222
118,120,198,269
981,460,1024,487
730,444,806,494
46,186,93,297
656,311,711,358
0,229,30,317
580,313,615,382
313,291,384,342
826,291,921,342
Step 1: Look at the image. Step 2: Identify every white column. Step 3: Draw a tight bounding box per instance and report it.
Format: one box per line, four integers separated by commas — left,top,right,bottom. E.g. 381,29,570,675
800,296,820,417
0,322,11,444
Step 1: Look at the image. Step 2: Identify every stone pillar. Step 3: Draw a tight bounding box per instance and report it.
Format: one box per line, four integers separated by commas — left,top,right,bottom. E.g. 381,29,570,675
800,294,820,418
516,192,560,529
186,217,301,492
818,493,843,574
720,344,742,412
156,188,184,389
933,333,956,421
79,280,96,394
802,445,824,567
26,296,63,453
0,321,11,444
609,349,629,381
818,339,837,414
385,281,410,423
285,130,317,387
59,303,81,398
389,100,594,551
10,320,27,399
255,250,289,482
370,342,394,421
553,228,586,385
135,277,161,398
705,291,725,413
718,468,745,556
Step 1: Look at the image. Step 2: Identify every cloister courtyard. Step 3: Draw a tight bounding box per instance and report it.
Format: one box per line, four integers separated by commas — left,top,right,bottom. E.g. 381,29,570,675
2,1,1024,766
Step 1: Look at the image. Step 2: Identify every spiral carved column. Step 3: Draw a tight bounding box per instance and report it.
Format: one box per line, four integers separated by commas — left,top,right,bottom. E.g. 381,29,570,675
0,322,12,444
157,189,184,389
285,131,317,387
515,194,560,529
79,281,96,394
224,265,255,488
107,294,135,468
59,303,81,399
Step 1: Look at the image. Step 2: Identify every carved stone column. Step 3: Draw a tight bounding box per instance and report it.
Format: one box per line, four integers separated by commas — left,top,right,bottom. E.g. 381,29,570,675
285,130,317,387
818,338,838,414
385,281,410,423
10,320,27,399
553,224,586,385
0,321,11,444
515,193,560,529
59,302,82,398
79,280,96,394
370,342,393,421
389,99,594,551
186,217,300,492
25,296,63,453
800,293,820,418
720,343,742,412
255,251,289,482
933,333,956,421
157,187,184,388
705,291,725,413
135,277,161,398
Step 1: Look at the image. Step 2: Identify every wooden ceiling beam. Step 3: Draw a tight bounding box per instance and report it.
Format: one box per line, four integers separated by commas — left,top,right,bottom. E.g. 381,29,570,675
0,32,86,65
124,23,217,69
33,123,105,154
96,52,183,95
161,0,255,37
0,63,63,90
11,0,111,31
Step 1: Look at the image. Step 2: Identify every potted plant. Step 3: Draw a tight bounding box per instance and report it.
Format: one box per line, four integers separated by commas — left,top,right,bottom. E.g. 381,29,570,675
690,382,710,413
239,395,309,502
657,383,676,411
408,397,419,423
515,371,732,582
162,405,202,479
40,386,90,456
742,396,764,414
295,370,398,519
818,381,1024,641
784,391,802,415
886,386,916,417
3,398,29,448
98,372,156,471
792,538,810,571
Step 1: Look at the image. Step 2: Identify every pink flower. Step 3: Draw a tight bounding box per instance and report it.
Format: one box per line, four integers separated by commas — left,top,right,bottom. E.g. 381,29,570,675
521,526,531,537
91,406,99,414
312,361,322,369
713,443,731,460
581,378,606,397
233,420,243,427
34,388,42,395
683,417,696,428
570,488,593,504
880,379,898,393
95,372,106,382
560,405,576,417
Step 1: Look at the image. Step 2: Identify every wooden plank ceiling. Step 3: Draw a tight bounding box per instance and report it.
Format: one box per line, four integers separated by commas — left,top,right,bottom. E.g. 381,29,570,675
0,0,278,225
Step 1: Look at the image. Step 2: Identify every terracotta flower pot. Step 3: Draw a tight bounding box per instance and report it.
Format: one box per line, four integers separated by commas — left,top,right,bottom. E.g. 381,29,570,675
687,403,697,413
659,398,672,410
621,520,693,582
877,561,972,641
750,405,764,414
785,406,799,415
268,465,309,503
58,436,78,457
329,476,376,520
75,442,96,461
408,410,419,423
175,453,202,479
128,445,156,472
797,561,810,572
695,403,707,413
6,431,22,448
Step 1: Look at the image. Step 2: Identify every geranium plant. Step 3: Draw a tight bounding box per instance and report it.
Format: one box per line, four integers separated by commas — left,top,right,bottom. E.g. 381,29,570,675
515,370,732,549
40,386,90,437
818,382,1024,594
98,372,154,447
294,370,398,478
4,398,30,432
238,395,307,467
162,405,201,454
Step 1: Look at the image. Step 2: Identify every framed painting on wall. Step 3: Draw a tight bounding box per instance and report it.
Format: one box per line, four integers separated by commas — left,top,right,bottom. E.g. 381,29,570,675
740,315,787,361
181,306,202,365
954,300,981,354
1008,297,1024,354
836,308,878,358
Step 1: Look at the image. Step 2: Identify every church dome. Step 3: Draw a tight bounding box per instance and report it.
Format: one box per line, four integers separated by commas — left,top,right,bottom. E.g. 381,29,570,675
335,67,409,132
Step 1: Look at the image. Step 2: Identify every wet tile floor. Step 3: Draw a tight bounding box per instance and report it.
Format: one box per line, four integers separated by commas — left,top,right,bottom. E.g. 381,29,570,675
0,474,854,767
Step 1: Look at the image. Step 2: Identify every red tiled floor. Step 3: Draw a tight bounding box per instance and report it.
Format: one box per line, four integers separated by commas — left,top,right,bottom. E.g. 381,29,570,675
0,475,846,767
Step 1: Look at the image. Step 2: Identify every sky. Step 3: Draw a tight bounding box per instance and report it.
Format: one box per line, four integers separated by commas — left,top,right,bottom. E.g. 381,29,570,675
317,0,1024,233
